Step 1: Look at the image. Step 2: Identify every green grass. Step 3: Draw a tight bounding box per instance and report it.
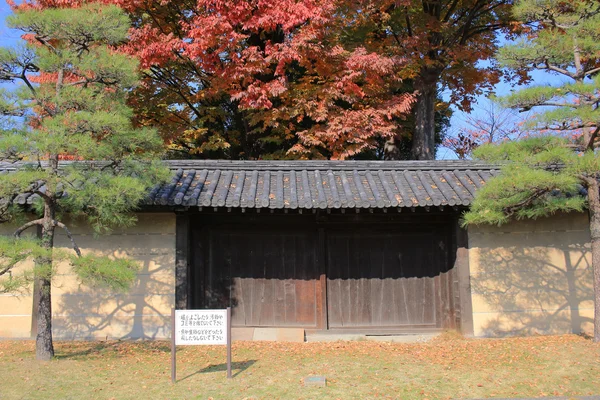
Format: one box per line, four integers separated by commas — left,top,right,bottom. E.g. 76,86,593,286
1,333,599,399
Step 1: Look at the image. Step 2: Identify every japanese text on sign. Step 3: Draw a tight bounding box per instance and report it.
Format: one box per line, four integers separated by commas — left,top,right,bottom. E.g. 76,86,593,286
174,310,227,345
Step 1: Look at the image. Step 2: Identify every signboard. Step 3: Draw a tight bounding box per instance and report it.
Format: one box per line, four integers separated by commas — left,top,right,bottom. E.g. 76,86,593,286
171,308,232,383
175,309,227,345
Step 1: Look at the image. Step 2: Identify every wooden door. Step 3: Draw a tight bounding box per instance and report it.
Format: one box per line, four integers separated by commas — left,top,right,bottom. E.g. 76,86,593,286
326,228,451,329
203,228,319,327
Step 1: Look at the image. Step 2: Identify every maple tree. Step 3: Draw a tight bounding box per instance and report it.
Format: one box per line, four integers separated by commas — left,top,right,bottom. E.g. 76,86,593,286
465,0,600,342
20,0,417,160
0,4,168,359
341,0,515,159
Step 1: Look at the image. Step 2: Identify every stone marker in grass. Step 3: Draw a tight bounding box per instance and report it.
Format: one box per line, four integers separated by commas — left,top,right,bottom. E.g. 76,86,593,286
303,376,326,387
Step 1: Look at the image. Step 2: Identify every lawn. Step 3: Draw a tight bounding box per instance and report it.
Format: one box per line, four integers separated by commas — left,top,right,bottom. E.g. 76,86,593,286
1,333,599,399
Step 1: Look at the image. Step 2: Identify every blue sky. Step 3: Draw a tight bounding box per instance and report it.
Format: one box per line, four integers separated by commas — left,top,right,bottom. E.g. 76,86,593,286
0,3,561,159
0,2,18,47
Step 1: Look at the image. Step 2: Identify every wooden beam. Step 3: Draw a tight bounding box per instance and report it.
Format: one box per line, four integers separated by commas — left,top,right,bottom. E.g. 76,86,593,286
175,212,191,310
317,227,328,330
454,217,474,337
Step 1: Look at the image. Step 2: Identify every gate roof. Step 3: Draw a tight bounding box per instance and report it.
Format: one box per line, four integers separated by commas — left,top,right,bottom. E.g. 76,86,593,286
2,160,500,210
151,160,499,210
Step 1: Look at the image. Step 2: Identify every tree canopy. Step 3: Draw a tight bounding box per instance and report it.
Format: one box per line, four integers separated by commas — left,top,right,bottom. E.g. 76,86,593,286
12,0,513,160
497,0,600,148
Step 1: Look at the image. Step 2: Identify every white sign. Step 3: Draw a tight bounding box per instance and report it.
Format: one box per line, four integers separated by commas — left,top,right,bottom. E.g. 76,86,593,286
174,309,227,345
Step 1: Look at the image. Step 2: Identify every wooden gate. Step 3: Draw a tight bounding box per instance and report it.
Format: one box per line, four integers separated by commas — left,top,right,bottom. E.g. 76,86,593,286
190,215,457,331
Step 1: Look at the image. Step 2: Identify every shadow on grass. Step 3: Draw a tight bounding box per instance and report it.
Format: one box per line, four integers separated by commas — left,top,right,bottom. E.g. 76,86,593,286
54,341,171,360
178,360,257,381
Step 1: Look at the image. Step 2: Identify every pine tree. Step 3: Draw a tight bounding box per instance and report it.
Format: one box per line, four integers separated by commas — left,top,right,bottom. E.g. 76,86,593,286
464,0,600,342
0,4,169,359
497,0,600,147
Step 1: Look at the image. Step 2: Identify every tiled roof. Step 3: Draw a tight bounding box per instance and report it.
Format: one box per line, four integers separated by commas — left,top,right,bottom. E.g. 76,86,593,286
149,160,499,209
2,160,500,210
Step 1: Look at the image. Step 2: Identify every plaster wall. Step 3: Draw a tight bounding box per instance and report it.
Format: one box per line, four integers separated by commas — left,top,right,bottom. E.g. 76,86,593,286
468,213,593,337
0,213,175,339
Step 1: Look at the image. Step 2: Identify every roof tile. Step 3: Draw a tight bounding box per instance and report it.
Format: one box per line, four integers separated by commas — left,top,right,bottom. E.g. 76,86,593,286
3,160,500,210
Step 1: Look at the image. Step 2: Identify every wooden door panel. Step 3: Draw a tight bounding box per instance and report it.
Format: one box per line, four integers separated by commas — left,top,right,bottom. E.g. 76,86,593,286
206,229,318,328
326,230,448,328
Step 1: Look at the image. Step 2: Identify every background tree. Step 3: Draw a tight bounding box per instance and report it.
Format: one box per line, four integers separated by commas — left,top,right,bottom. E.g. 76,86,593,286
444,100,523,159
19,0,507,160
342,0,515,160
464,0,600,341
118,0,511,160
123,0,417,160
0,4,169,360
21,0,413,160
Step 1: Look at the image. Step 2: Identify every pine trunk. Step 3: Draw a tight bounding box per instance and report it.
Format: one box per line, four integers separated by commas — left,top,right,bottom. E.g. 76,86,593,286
35,199,56,360
587,177,600,343
35,152,58,360
34,275,53,360
411,70,440,160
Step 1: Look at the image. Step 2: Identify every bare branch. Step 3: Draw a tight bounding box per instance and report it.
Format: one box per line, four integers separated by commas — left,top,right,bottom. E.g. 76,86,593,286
53,221,81,257
504,188,549,217
536,101,582,108
0,264,14,278
585,66,600,77
544,62,575,79
33,190,53,203
13,218,44,238
65,79,89,87
587,126,600,151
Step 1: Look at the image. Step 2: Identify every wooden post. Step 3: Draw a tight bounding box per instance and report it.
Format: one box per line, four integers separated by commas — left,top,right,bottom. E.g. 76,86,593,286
317,228,328,330
226,307,232,379
171,308,176,383
455,219,474,337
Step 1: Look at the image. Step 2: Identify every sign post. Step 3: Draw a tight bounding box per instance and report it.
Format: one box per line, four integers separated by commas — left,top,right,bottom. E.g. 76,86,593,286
171,308,232,383
171,308,176,384
226,307,232,379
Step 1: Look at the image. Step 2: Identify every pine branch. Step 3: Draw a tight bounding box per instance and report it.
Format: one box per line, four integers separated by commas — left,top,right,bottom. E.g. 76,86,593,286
54,221,81,257
13,218,44,237
503,188,549,217
544,62,575,79
586,126,600,151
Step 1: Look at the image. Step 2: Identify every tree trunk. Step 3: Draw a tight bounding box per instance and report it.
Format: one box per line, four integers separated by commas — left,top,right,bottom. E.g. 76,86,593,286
35,200,56,360
35,152,58,360
34,275,53,360
411,69,441,160
587,177,600,343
